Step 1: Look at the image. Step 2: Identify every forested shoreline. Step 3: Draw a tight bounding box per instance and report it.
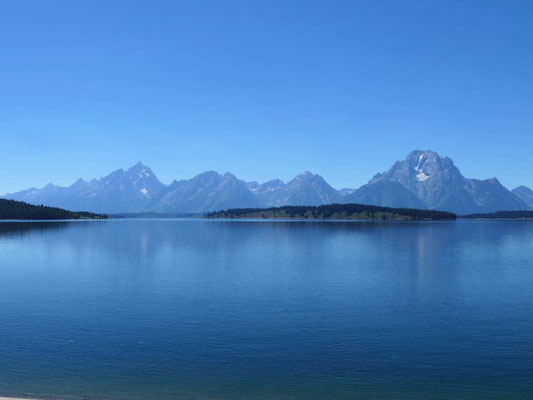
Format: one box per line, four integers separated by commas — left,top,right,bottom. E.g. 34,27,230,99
206,203,456,221
0,199,107,220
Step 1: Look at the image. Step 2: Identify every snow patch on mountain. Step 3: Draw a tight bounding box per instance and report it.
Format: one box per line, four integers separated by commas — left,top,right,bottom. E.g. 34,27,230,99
416,172,430,181
414,153,430,181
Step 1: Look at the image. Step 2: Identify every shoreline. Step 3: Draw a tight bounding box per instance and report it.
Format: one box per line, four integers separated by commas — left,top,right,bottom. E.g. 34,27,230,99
0,398,40,400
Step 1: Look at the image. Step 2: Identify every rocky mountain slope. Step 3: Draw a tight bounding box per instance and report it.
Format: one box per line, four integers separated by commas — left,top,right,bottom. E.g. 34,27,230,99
250,172,340,208
344,180,426,209
4,162,165,213
512,186,533,209
351,150,527,214
146,171,259,213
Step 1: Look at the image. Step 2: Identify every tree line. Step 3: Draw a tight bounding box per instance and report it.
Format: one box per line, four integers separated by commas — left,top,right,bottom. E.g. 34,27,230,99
206,203,456,221
0,199,107,220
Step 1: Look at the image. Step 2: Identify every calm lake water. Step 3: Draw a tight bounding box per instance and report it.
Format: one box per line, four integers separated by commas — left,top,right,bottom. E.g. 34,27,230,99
0,219,532,400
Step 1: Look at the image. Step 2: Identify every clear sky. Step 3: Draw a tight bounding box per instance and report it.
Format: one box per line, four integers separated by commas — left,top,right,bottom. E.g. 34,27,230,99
1,0,532,193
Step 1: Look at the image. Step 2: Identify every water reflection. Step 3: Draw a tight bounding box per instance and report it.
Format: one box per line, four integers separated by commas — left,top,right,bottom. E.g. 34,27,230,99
0,219,532,400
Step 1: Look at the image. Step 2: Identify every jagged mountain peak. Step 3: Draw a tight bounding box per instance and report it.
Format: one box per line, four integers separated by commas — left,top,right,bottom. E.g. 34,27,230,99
293,170,316,178
131,161,146,168
402,150,457,182
223,171,238,180
193,170,222,180
127,161,154,176
371,150,463,194
406,150,453,164
297,170,314,176
188,171,224,186
252,171,339,207
407,149,446,159
364,150,527,214
147,170,258,213
68,178,89,189
290,171,328,185
105,168,125,180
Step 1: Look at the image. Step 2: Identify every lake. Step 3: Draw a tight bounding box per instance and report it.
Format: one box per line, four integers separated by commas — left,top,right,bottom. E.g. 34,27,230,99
0,219,532,399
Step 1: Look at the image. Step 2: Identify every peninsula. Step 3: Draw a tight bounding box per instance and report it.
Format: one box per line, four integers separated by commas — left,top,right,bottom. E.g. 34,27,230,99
0,199,107,220
462,210,533,219
206,203,456,221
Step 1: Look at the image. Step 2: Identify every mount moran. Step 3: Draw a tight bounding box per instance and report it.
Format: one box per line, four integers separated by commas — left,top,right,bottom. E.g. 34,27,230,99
3,151,531,215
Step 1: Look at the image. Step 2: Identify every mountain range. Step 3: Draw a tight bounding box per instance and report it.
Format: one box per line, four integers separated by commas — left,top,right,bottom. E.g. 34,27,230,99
4,162,165,214
2,151,531,215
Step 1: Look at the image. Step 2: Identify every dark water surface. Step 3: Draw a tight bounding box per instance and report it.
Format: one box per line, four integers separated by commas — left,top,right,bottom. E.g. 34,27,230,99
0,219,532,399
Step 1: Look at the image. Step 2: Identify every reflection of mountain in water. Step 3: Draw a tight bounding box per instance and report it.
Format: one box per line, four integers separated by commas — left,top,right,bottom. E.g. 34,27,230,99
2,219,531,266
0,221,73,238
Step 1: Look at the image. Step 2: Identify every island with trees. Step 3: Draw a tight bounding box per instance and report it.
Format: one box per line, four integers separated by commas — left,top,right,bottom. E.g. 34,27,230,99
206,203,456,221
462,210,533,219
0,199,107,220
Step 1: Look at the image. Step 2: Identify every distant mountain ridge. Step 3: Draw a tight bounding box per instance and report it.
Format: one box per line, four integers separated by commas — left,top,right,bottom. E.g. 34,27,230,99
146,171,259,213
2,151,530,214
250,171,340,208
4,162,165,214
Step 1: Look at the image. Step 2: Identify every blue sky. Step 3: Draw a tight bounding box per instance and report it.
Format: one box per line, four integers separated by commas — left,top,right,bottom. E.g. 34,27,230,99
1,0,532,193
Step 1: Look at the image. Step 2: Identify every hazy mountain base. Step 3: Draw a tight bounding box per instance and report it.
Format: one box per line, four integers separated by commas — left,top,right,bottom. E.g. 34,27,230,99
206,204,456,221
512,186,533,208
